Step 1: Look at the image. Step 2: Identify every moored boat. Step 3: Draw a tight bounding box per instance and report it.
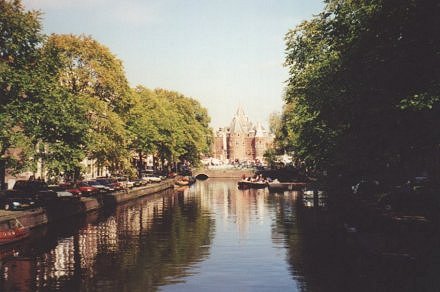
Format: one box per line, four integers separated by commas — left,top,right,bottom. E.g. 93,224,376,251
175,176,196,187
0,218,29,245
237,180,267,189
267,181,307,192
175,180,189,186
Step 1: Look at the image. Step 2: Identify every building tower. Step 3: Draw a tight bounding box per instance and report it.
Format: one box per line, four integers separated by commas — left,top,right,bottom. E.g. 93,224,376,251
254,122,267,162
227,106,251,161
212,106,273,163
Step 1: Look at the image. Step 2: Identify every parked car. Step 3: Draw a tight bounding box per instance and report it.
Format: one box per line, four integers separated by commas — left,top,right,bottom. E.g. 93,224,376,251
141,176,151,184
126,180,135,188
0,197,37,211
4,180,58,202
75,182,99,196
108,178,125,190
95,178,118,191
114,176,135,189
143,174,162,183
132,179,145,187
85,180,112,193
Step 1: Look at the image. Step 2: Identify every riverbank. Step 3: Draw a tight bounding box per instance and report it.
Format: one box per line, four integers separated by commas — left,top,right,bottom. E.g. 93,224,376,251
194,167,254,178
0,179,175,229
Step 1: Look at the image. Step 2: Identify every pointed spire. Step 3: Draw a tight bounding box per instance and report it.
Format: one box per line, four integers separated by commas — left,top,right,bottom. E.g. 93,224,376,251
235,104,245,117
230,105,251,134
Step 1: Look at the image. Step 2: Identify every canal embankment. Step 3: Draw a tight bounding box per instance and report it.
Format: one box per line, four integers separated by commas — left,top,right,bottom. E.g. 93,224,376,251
0,179,175,229
194,167,254,179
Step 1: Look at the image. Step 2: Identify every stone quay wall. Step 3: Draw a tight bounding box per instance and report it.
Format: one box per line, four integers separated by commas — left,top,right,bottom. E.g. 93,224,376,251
0,179,175,229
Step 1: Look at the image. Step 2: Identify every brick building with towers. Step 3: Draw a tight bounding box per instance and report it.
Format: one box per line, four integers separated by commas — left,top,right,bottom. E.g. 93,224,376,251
212,107,273,163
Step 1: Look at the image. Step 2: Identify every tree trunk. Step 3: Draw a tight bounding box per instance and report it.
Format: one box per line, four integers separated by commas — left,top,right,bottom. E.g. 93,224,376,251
138,150,143,178
160,155,165,173
74,166,81,182
0,159,6,190
153,155,158,172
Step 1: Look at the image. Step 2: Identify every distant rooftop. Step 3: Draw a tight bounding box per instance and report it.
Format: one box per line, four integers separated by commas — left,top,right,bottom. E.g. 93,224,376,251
215,107,270,137
229,106,253,134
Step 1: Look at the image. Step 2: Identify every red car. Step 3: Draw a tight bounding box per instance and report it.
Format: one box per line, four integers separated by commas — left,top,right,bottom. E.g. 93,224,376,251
59,182,99,197
75,182,99,196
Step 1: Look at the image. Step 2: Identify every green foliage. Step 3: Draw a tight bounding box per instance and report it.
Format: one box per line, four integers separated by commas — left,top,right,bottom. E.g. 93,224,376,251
263,148,278,169
44,34,131,113
280,0,440,180
128,87,212,167
127,87,163,157
82,95,130,173
44,33,133,174
1,0,92,179
154,88,212,164
0,0,44,185
25,88,89,177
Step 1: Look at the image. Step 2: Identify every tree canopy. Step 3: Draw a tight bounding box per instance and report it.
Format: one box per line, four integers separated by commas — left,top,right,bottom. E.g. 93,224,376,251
278,0,440,182
44,34,131,113
127,87,212,175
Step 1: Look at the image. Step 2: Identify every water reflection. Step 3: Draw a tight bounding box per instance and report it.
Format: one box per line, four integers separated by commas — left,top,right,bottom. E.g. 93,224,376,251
165,180,299,291
275,189,440,292
1,189,214,291
2,180,440,291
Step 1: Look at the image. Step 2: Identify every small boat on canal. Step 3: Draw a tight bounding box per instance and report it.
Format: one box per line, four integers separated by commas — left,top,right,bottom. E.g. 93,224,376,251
175,180,189,186
175,176,196,187
0,218,29,246
267,181,307,192
237,180,268,189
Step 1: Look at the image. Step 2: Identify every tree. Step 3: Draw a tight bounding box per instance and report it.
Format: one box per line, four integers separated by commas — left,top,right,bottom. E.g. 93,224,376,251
0,0,44,188
268,111,281,136
44,34,132,113
44,34,132,175
18,69,90,180
1,1,93,183
127,87,212,174
154,89,212,167
281,0,440,182
126,87,162,177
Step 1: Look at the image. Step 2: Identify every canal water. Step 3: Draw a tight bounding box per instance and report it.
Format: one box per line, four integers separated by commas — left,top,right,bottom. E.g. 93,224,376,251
1,179,440,291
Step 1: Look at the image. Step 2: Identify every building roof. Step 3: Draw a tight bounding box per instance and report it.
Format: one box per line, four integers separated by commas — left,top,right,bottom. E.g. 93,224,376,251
254,122,266,137
230,106,253,134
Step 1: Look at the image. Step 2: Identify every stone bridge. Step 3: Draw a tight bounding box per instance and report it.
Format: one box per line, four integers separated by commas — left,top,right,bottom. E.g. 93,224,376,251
193,167,255,179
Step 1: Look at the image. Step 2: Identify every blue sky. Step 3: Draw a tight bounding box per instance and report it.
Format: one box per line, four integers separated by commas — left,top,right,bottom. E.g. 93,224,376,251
23,0,324,128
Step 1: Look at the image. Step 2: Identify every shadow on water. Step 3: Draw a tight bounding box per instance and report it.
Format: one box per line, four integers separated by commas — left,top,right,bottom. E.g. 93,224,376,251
271,190,440,292
0,188,214,292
